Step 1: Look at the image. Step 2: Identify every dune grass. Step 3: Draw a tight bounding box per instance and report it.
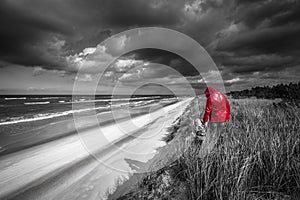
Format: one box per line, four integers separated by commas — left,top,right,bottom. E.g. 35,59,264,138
113,98,300,200
174,99,300,200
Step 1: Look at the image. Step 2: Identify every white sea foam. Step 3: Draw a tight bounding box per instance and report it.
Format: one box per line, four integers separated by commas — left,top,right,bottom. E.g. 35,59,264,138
0,106,108,126
24,101,50,105
30,97,62,100
4,97,26,100
109,99,157,108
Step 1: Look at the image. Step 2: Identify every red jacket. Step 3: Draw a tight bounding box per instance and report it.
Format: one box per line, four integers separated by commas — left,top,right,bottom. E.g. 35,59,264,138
203,86,230,123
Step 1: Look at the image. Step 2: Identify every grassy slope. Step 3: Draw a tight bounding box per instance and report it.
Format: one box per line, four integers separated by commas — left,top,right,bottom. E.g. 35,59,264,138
110,98,300,200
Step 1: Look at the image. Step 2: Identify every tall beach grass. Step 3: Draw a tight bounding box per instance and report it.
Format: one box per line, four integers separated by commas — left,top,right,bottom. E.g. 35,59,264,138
112,98,300,200
175,99,300,199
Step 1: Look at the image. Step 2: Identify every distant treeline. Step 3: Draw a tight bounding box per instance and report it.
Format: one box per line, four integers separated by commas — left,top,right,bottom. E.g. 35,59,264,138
227,82,300,99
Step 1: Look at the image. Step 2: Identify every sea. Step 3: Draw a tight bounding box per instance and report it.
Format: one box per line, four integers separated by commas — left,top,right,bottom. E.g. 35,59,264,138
0,95,178,155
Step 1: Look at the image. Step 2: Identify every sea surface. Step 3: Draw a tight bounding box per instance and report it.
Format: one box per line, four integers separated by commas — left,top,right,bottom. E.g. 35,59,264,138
0,95,171,125
0,95,177,155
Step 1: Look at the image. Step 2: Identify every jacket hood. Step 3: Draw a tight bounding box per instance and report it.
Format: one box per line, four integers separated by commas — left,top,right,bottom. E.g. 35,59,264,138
204,86,218,97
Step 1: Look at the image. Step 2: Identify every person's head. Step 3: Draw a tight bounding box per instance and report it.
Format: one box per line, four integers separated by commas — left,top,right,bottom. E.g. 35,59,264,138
204,86,218,97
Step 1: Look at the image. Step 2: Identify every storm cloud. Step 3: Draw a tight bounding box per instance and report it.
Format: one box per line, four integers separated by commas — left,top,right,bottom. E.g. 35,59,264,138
0,0,299,93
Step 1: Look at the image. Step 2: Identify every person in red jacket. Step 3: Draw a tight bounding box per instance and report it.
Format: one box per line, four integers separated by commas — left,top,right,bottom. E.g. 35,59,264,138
195,86,230,136
203,86,230,125
196,86,231,156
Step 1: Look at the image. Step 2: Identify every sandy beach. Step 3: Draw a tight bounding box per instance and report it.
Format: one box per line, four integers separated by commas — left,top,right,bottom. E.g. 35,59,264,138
0,97,192,199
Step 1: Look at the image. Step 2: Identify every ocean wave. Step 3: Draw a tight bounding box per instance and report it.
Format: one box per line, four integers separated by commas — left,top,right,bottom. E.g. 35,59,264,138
29,97,62,100
110,99,156,107
69,96,162,104
4,97,26,100
0,106,108,126
0,97,163,126
129,100,155,106
110,102,130,107
24,101,50,105
0,146,6,154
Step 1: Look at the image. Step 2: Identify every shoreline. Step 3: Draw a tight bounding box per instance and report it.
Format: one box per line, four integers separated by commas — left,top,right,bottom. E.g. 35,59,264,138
107,97,201,199
0,98,193,199
0,99,179,157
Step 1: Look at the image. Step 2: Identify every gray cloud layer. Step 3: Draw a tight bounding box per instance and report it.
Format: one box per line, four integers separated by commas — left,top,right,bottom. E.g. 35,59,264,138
0,0,299,89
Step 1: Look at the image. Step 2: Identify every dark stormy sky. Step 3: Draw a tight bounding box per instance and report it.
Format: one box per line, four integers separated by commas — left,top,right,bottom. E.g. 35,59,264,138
0,0,299,94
